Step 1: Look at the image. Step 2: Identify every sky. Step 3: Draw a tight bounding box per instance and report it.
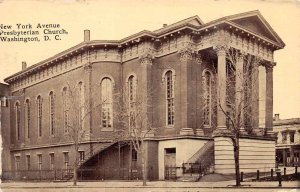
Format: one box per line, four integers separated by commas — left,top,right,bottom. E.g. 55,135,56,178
0,0,299,119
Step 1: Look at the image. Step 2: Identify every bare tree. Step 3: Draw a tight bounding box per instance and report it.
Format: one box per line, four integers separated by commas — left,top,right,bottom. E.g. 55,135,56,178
199,47,262,186
62,81,102,186
114,84,154,186
215,48,262,186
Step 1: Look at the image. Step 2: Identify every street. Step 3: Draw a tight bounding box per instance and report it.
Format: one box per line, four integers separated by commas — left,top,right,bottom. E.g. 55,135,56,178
1,187,299,192
0,181,299,192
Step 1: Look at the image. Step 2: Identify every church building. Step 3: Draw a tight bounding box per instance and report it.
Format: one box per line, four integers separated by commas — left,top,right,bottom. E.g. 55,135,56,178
1,10,285,181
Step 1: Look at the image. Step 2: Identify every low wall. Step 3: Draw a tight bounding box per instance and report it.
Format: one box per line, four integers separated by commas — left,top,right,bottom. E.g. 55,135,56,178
214,136,275,174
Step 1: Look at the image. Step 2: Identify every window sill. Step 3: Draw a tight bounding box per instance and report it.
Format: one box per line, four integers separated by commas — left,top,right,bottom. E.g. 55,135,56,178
166,125,174,129
101,127,114,132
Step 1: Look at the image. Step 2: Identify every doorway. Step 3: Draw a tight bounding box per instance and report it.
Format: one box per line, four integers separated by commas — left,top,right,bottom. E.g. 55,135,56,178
164,148,176,180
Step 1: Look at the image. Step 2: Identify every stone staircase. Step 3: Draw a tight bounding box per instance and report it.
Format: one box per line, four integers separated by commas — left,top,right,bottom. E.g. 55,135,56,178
179,140,215,181
78,141,115,167
59,141,116,181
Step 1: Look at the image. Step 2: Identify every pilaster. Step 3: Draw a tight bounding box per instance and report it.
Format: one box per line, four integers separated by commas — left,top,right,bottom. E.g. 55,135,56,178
179,46,194,135
139,53,153,131
83,62,92,140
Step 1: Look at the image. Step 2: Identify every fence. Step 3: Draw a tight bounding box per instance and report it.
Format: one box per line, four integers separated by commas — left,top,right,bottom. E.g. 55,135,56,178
1,168,143,181
182,163,202,175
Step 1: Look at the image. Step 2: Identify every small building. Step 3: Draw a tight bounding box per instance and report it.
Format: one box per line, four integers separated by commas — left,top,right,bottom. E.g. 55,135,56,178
273,114,300,167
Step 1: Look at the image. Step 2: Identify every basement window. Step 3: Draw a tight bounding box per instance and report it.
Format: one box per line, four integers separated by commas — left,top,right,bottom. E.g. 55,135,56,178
165,148,176,154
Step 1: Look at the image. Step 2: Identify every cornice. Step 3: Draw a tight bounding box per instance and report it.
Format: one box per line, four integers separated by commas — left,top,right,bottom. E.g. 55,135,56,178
4,11,285,84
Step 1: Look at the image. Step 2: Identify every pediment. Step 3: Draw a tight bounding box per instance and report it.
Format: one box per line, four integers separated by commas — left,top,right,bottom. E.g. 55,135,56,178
227,11,284,47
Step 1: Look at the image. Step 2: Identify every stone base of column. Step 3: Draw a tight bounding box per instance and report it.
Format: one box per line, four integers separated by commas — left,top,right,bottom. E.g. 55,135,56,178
266,129,275,137
195,128,205,136
180,128,195,136
213,126,230,136
253,128,264,136
21,143,26,148
240,127,247,134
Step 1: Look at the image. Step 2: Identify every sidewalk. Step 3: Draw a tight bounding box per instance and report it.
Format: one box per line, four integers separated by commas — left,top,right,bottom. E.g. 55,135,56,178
0,180,299,189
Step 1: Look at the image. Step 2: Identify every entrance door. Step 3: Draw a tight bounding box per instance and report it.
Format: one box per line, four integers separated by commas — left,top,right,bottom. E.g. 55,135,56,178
164,148,176,180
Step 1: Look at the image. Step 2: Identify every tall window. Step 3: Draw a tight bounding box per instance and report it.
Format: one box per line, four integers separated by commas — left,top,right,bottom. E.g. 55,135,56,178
49,153,54,170
37,154,42,170
128,75,136,129
165,71,174,126
101,78,113,129
26,155,30,170
78,82,84,126
79,151,85,162
290,132,295,143
203,71,212,127
37,96,42,137
63,152,69,169
25,99,30,139
15,156,20,170
15,102,21,140
49,92,55,136
62,87,69,133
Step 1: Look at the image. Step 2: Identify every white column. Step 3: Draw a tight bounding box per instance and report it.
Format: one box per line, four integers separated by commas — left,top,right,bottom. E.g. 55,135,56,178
258,65,266,129
295,130,300,143
216,46,227,130
236,55,244,131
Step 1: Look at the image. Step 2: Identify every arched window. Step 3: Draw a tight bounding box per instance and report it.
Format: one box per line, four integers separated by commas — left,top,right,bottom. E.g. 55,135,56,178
37,96,42,137
62,87,69,133
49,92,55,136
203,70,212,127
25,99,30,139
128,75,137,129
101,77,113,129
165,70,175,126
15,102,21,140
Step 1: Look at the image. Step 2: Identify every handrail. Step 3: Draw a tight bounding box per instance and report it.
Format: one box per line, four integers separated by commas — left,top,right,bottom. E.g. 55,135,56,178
186,141,214,164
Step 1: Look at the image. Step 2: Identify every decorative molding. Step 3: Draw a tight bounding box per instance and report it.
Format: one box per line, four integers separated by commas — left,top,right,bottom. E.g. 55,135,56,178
84,62,92,73
195,54,203,65
213,44,227,56
179,46,194,62
139,52,154,66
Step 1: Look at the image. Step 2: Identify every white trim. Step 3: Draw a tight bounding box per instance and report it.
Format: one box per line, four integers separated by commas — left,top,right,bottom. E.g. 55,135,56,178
164,70,175,127
99,74,115,88
161,68,176,84
202,69,213,128
125,73,138,83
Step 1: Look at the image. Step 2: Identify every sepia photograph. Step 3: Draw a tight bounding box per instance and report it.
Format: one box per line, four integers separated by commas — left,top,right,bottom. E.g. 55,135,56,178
0,0,299,191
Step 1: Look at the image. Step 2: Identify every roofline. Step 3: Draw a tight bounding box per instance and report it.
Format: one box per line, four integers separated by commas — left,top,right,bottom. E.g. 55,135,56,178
223,10,285,47
4,11,285,83
273,118,300,126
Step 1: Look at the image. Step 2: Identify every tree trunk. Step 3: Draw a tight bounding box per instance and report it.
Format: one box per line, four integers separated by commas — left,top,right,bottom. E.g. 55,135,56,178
141,143,147,186
73,144,78,186
233,137,241,186
73,165,77,186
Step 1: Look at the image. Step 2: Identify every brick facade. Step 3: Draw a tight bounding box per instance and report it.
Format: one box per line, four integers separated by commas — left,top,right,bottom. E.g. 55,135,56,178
1,10,285,180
